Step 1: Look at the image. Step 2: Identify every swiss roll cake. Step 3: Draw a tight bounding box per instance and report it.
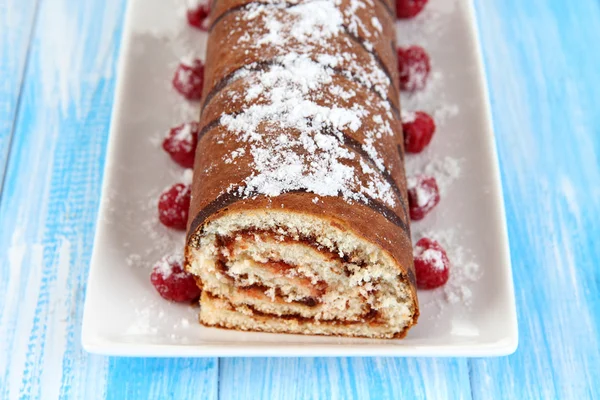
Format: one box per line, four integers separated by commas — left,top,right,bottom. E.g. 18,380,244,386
185,0,419,338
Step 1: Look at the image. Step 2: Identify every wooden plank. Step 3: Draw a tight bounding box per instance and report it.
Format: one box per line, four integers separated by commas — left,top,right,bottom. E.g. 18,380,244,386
0,0,217,398
0,0,37,186
104,358,218,400
219,358,472,399
469,0,600,398
2,0,599,397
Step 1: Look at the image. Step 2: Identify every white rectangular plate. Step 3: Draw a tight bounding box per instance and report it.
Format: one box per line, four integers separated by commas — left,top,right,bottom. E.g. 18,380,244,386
82,0,518,357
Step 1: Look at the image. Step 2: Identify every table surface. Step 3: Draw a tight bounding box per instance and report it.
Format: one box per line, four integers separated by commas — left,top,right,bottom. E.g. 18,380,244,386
0,0,599,398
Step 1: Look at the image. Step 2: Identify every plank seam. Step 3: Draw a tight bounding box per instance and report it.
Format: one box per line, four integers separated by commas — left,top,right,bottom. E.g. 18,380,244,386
217,357,222,400
468,360,475,400
0,0,42,203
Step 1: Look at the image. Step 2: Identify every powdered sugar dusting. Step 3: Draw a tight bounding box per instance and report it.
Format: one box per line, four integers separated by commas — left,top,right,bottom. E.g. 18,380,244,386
401,110,417,123
153,254,185,279
424,156,462,194
186,0,206,8
433,103,459,125
403,62,429,92
229,0,392,101
127,304,159,335
215,0,400,208
176,66,193,86
181,168,194,185
179,54,199,67
418,230,481,306
287,1,344,43
414,241,446,271
420,249,445,271
126,253,142,267
174,122,192,141
407,176,437,207
371,17,382,33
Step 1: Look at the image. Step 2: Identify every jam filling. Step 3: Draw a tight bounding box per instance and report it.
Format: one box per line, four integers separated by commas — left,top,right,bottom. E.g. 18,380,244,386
205,292,382,325
215,258,327,307
212,230,376,310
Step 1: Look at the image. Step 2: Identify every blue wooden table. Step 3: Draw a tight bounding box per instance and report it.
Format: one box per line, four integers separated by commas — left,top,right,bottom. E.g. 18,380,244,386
1,0,599,398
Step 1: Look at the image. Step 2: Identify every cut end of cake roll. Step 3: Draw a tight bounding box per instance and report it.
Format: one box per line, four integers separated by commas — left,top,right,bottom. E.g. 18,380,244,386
186,209,419,339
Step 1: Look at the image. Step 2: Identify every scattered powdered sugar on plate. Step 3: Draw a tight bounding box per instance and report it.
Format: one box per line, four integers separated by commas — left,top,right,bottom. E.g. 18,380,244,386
401,110,417,124
185,0,207,8
126,296,198,340
133,188,188,266
398,1,460,120
181,168,193,185
133,0,203,40
396,0,460,45
406,156,463,195
397,0,483,310
126,253,142,267
126,303,159,335
118,0,209,336
433,103,459,125
417,229,481,306
401,70,445,110
179,53,200,67
126,0,479,334
423,157,461,189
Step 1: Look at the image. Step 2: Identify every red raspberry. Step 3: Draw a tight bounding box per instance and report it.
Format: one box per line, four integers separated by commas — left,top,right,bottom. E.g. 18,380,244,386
187,3,210,31
150,255,201,302
396,0,428,19
172,59,205,100
407,175,440,221
413,238,450,289
163,122,199,168
402,111,436,153
158,183,191,230
397,46,431,91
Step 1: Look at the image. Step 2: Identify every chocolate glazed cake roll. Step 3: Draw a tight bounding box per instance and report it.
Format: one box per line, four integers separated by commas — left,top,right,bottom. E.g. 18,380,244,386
185,0,419,338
